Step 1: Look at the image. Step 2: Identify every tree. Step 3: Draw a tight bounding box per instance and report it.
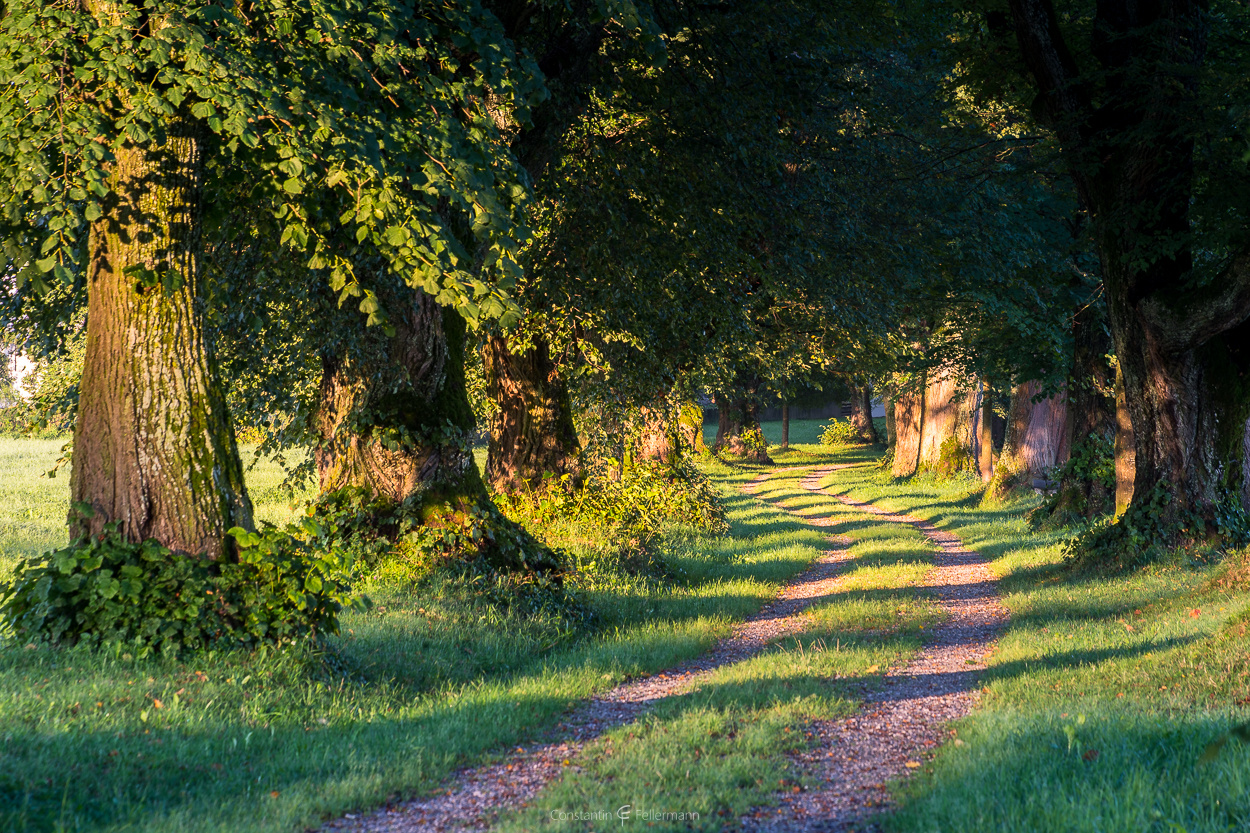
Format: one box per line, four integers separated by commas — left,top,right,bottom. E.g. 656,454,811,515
998,0,1250,530
0,0,540,555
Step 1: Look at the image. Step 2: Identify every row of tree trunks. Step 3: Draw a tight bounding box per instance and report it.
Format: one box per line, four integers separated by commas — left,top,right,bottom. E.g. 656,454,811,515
1007,0,1250,526
891,369,1068,482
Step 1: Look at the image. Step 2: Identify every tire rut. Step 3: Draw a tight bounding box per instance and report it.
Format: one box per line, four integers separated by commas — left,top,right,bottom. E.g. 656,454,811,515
741,464,1009,832
323,467,854,833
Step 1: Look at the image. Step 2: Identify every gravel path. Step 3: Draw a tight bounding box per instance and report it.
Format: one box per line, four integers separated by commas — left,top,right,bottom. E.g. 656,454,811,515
324,467,854,833
741,464,1009,832
324,462,1006,833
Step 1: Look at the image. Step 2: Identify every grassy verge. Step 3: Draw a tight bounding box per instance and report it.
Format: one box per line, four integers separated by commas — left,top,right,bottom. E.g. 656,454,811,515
0,440,827,833
807,463,1250,833
495,448,945,831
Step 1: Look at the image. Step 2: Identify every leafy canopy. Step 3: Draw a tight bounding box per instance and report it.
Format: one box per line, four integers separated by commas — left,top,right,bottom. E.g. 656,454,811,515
0,0,545,325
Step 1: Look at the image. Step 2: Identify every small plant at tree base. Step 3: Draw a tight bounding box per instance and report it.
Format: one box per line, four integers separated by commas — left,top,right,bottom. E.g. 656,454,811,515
933,436,974,480
310,485,588,629
0,508,368,657
1031,433,1115,527
1062,480,1250,571
819,418,866,447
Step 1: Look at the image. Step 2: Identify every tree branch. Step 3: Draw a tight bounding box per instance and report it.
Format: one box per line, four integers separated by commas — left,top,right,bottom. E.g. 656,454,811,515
1141,250,1250,351
1007,0,1088,135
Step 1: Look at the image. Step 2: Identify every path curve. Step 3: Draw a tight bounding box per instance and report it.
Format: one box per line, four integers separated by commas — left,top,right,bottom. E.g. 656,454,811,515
742,464,1008,832
324,466,853,833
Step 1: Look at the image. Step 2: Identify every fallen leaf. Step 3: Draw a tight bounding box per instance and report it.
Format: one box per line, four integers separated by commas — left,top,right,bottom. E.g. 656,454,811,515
905,761,921,768
1190,609,1201,618
152,699,163,709
270,791,280,798
866,664,880,673
1083,749,1100,762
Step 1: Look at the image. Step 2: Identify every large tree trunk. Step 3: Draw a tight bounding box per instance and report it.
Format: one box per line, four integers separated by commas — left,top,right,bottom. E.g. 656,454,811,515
917,368,976,471
1047,301,1116,518
317,291,476,501
1002,381,1069,481
71,127,252,559
712,393,771,463
976,383,995,482
482,332,581,494
317,289,560,573
892,377,924,477
848,384,879,444
677,401,708,455
637,399,678,465
1009,0,1250,528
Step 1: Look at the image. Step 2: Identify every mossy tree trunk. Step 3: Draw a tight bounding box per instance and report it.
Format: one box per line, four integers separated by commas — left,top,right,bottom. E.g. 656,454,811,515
481,333,581,494
317,288,561,572
1053,303,1116,517
637,397,679,465
317,291,467,500
71,124,253,559
712,392,771,463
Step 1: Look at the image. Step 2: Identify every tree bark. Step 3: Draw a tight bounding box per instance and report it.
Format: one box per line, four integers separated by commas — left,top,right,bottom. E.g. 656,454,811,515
482,332,581,493
677,401,708,455
1008,0,1250,525
316,288,560,571
1055,300,1116,517
712,393,771,463
892,377,924,477
1002,381,1069,481
884,392,896,454
317,290,477,502
637,400,678,465
1114,363,1136,517
71,126,253,558
781,403,790,449
977,383,995,482
848,384,879,444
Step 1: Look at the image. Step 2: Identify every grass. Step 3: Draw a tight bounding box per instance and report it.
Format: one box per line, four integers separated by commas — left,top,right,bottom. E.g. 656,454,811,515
807,462,1250,833
0,440,311,582
494,450,945,831
6,432,1250,832
0,438,835,833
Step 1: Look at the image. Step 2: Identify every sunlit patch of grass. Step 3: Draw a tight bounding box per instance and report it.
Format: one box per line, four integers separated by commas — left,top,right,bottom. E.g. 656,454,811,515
0,439,836,833
799,464,1250,833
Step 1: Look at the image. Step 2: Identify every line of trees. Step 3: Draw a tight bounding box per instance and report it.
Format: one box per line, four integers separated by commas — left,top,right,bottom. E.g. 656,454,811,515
2,0,1248,603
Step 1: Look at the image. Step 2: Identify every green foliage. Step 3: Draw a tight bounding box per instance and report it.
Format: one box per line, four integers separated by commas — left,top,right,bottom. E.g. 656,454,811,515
933,436,974,481
0,512,367,657
820,418,868,447
496,458,728,590
0,0,540,324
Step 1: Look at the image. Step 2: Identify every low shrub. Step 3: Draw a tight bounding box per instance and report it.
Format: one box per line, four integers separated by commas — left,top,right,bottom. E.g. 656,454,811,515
0,509,368,657
933,436,974,480
819,418,865,446
496,456,728,589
